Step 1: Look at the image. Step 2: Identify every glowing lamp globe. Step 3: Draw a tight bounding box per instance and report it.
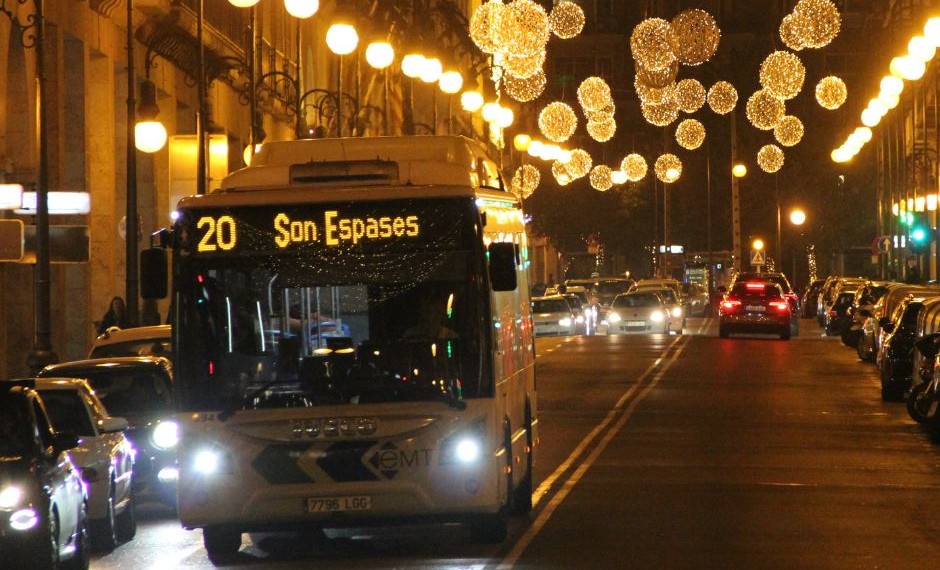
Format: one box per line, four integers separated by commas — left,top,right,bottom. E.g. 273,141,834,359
496,106,515,128
926,17,940,46
284,0,319,18
890,56,925,81
861,108,881,128
439,71,463,94
513,134,532,152
481,102,501,123
401,54,425,78
732,163,747,178
365,41,394,69
789,209,806,226
326,24,358,55
878,91,900,109
853,127,873,143
419,58,443,83
611,170,628,185
227,0,260,7
135,120,167,153
908,36,936,63
880,75,904,96
460,90,484,113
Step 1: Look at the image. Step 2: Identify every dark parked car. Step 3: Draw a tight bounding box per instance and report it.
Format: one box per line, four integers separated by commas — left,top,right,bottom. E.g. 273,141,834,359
824,291,857,336
39,357,177,508
878,297,926,401
801,278,825,318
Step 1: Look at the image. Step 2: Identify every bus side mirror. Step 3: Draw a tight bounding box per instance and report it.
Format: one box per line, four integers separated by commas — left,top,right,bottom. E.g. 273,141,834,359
488,242,518,292
140,248,168,299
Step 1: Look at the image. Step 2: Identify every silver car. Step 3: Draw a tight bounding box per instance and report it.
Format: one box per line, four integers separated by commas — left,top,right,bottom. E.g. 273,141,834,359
532,295,582,336
606,292,671,334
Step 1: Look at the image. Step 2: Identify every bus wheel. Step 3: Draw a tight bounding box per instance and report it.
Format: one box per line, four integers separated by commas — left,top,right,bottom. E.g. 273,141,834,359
203,526,241,566
511,409,534,516
469,514,508,544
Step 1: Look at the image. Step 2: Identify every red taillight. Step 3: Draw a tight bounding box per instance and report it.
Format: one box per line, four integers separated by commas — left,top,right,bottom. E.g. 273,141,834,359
829,309,838,317
746,283,765,290
769,300,790,311
721,298,742,311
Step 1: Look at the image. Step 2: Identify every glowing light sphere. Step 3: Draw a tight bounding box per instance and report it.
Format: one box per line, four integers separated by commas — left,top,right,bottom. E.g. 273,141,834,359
548,0,585,39
669,9,720,66
495,0,550,59
815,76,847,110
326,24,358,56
655,154,682,183
439,70,463,94
551,160,572,185
587,118,616,142
612,170,629,185
470,1,505,55
513,133,532,151
481,102,501,123
635,60,678,88
779,13,806,51
861,108,881,128
641,100,679,127
461,90,484,112
757,144,785,173
675,118,705,150
418,57,443,83
792,0,841,49
504,49,545,79
538,102,578,143
620,153,647,182
908,35,936,63
505,69,546,102
790,209,807,226
746,89,786,130
135,121,168,153
365,42,395,69
577,77,612,112
878,91,900,110
228,0,261,7
880,75,904,96
511,164,540,199
635,77,675,106
284,0,319,19
584,103,615,123
630,18,677,72
707,81,738,115
401,54,425,78
566,149,593,179
890,55,926,80
589,165,614,191
853,126,873,143
759,51,805,100
774,115,804,147
674,79,706,113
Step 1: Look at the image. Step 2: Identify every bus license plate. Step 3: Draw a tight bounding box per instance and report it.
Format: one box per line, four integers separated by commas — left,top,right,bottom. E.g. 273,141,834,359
307,495,372,513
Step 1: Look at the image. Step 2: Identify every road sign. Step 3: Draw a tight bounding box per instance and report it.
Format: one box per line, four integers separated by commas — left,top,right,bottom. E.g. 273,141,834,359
750,249,765,266
878,236,892,254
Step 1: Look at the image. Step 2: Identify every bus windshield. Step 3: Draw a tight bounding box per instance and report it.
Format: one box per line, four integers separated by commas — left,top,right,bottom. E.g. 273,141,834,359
172,198,489,412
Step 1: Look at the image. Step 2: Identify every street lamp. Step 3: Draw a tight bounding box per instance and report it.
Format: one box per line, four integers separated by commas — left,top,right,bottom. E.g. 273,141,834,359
788,208,807,285
326,16,359,137
365,37,395,135
135,79,168,154
732,162,747,178
732,160,747,271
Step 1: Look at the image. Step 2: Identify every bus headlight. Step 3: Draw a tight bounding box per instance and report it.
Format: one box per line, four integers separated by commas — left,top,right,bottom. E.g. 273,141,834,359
454,439,481,463
607,312,622,324
152,420,179,450
194,449,222,475
671,307,682,318
440,422,486,465
650,310,665,322
558,317,572,327
0,486,23,509
9,508,39,531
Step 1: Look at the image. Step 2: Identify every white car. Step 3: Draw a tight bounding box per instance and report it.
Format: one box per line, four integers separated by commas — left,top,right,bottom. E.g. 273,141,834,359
606,292,671,334
88,325,171,360
532,295,582,336
633,286,684,333
29,378,137,552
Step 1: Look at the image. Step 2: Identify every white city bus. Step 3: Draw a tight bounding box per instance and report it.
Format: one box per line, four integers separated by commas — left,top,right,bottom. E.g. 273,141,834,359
142,135,538,565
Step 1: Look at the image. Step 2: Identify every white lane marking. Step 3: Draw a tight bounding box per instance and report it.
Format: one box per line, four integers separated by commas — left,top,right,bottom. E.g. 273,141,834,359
505,335,691,568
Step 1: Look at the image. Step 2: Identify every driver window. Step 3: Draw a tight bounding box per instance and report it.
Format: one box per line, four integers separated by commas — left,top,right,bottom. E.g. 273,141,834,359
32,400,55,449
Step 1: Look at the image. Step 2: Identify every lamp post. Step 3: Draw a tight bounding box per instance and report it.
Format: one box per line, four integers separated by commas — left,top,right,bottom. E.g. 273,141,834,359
1,0,55,371
732,159,747,272
789,208,807,287
365,37,395,135
326,18,359,138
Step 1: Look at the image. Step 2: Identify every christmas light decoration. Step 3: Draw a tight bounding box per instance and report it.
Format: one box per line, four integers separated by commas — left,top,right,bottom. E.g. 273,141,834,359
589,165,614,191
635,77,675,106
641,100,679,127
548,0,585,39
669,9,720,66
779,14,806,51
585,103,615,123
655,153,682,183
746,89,785,130
757,144,785,173
538,102,578,143
566,149,592,179
815,75,847,110
792,0,841,49
469,1,504,55
774,115,804,147
621,153,648,182
551,160,572,185
578,76,612,112
759,51,805,100
630,18,677,72
674,79,706,113
495,0,550,59
636,60,678,88
505,69,546,102
611,170,629,185
707,81,738,115
504,49,545,79
511,164,540,199
587,118,616,142
675,118,706,150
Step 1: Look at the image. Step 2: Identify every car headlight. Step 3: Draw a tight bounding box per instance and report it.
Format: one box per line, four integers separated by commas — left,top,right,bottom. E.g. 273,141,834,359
0,486,23,509
671,307,682,318
152,420,179,450
575,315,585,324
650,310,664,322
608,312,622,324
558,317,572,327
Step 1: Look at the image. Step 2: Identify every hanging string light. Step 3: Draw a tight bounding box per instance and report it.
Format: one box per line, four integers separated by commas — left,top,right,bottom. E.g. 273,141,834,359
674,79,706,113
538,102,578,143
669,9,720,66
635,78,675,106
504,69,546,102
641,100,679,127
707,81,738,115
587,118,616,142
511,164,540,199
589,165,614,191
655,154,682,183
759,51,805,100
757,144,785,173
495,0,551,59
815,76,847,110
675,118,706,150
566,149,593,179
577,76,612,112
774,115,804,147
548,0,585,39
621,153,648,182
504,49,545,79
746,89,786,130
630,18,677,72
469,1,505,55
635,60,679,88
791,0,841,49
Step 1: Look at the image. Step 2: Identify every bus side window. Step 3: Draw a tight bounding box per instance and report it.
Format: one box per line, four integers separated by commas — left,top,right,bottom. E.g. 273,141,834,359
489,242,518,291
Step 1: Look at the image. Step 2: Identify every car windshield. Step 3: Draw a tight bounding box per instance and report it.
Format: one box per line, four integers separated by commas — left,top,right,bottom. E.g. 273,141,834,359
533,299,570,313
639,287,676,303
613,293,661,308
0,395,33,457
38,389,96,436
51,368,173,418
595,281,632,296
90,339,172,360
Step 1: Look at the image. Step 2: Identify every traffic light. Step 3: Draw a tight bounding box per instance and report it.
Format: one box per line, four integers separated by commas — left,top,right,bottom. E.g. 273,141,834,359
908,213,934,254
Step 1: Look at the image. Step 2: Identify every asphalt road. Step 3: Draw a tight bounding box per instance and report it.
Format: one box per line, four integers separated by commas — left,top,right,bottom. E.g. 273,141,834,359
90,318,940,569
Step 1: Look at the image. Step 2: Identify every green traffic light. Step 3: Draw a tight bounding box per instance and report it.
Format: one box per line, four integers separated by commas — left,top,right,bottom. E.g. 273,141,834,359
912,227,928,243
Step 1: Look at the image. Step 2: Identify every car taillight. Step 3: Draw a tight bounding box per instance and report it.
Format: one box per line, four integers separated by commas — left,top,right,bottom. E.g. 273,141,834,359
769,300,790,311
721,298,742,311
829,309,838,317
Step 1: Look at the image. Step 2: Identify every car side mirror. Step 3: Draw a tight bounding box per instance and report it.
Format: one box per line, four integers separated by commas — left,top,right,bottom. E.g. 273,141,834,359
97,416,129,434
488,242,518,292
51,431,79,455
140,247,168,300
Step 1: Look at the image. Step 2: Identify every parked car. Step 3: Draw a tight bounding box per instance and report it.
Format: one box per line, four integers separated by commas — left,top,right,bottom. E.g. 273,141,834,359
842,281,892,348
719,281,792,340
88,325,171,361
38,357,177,509
20,378,136,551
531,295,582,336
0,382,89,569
817,277,867,327
606,291,672,334
801,278,826,318
824,290,857,336
878,297,931,401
